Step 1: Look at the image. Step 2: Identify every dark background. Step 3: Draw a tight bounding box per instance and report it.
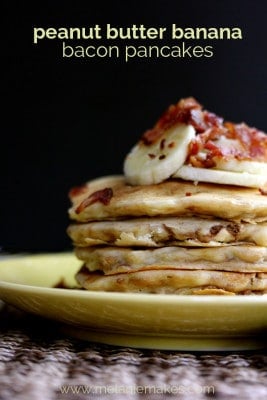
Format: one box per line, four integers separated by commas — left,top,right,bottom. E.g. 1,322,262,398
2,0,267,252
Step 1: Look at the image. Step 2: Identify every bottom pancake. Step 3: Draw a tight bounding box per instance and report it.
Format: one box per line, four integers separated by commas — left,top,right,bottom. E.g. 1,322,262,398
76,266,267,295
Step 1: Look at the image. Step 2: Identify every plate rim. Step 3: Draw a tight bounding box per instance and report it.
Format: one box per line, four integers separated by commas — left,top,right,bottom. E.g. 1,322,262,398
1,253,267,350
1,277,267,306
1,252,267,305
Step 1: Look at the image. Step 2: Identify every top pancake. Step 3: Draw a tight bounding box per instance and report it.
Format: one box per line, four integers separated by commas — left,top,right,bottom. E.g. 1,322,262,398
68,175,267,223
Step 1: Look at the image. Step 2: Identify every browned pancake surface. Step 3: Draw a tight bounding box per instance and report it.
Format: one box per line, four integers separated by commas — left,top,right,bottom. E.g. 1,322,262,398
76,266,267,295
68,176,267,223
68,217,267,247
75,245,267,275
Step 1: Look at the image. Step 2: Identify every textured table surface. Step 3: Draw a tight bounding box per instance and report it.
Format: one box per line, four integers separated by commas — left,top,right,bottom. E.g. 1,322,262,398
0,304,267,400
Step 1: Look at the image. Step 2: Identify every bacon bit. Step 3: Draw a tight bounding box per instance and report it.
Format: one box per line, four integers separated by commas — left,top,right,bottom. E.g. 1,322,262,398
142,128,161,145
226,223,240,237
188,155,203,168
187,121,267,167
159,154,166,160
185,192,192,196
160,138,166,150
259,188,267,195
141,98,223,146
204,111,224,127
168,141,175,148
75,187,113,214
178,97,202,110
188,140,199,156
190,109,210,132
204,140,223,156
141,97,212,145
201,155,216,168
210,225,223,236
148,153,156,159
68,185,87,199
222,122,267,160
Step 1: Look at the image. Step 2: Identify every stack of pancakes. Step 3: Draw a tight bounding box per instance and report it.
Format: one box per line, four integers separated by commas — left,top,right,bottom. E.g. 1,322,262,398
67,175,267,295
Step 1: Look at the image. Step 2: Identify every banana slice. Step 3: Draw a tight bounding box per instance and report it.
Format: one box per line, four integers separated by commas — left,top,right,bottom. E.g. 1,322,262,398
214,158,267,175
173,165,267,188
124,124,195,185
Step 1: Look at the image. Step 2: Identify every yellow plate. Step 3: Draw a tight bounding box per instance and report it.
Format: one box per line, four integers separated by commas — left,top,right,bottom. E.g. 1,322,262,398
0,253,267,350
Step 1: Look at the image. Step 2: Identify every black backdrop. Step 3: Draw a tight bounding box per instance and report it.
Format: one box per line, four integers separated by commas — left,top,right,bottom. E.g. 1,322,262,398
3,0,267,252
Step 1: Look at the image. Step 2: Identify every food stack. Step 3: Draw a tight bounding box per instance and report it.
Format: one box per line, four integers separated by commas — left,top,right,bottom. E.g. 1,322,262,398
67,98,267,295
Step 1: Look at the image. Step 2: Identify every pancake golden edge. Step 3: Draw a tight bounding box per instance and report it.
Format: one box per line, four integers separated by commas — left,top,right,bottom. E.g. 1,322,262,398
67,217,267,247
68,176,267,223
68,176,267,295
76,267,267,295
75,245,267,275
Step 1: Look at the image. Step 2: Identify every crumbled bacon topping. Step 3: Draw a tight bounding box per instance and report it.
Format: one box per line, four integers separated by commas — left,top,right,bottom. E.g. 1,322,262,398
141,97,222,145
224,123,267,159
139,96,267,166
188,122,267,167
75,188,113,214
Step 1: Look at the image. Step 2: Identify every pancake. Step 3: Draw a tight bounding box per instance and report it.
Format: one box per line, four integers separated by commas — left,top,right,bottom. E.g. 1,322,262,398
68,97,267,296
67,217,267,247
76,266,267,295
68,175,267,223
75,245,267,275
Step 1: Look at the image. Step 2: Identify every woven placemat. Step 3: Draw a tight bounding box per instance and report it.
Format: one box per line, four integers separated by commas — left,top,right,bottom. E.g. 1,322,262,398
0,305,267,400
